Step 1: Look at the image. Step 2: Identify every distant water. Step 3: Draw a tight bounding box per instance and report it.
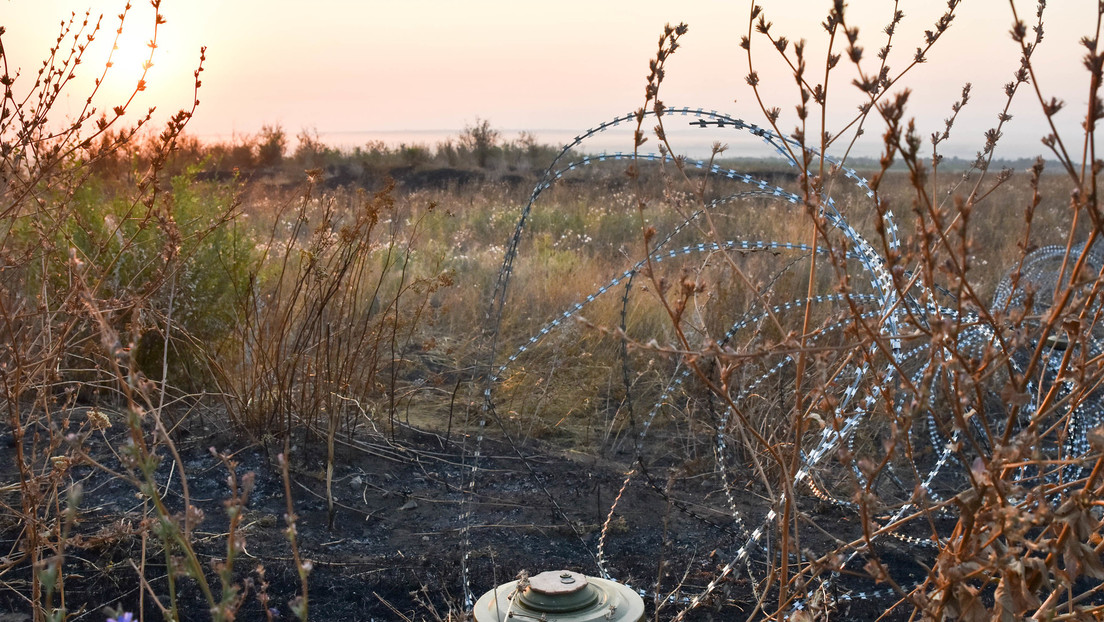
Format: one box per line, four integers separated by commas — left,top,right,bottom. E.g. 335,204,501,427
199,125,792,160
198,123,1038,161
316,127,767,159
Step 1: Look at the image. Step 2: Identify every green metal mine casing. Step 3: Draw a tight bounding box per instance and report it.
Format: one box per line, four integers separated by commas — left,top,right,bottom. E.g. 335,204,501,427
473,570,645,622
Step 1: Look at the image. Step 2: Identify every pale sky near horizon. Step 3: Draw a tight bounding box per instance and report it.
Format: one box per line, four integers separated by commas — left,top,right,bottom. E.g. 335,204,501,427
3,1,1099,159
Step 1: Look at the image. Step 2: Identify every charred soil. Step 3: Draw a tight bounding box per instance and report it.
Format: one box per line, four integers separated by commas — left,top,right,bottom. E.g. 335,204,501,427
1,405,925,621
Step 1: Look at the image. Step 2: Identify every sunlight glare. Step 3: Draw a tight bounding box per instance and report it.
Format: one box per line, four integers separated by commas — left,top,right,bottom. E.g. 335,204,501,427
96,6,160,106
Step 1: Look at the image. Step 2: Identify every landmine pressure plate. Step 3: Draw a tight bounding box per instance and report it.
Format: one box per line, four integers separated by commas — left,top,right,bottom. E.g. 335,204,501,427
473,570,644,622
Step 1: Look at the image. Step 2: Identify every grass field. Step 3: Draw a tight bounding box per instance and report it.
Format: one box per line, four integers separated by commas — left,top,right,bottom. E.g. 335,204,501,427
7,3,1104,621
0,133,1088,620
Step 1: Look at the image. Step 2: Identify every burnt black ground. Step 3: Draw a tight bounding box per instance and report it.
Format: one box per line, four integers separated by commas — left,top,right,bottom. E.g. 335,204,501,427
1,406,925,621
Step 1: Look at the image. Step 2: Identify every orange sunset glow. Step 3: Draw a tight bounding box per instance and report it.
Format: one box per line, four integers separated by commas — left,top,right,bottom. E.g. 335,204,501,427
3,0,1099,158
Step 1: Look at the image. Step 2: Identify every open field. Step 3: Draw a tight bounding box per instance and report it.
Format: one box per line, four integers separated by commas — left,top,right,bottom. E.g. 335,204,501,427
1,132,1096,620
8,3,1104,621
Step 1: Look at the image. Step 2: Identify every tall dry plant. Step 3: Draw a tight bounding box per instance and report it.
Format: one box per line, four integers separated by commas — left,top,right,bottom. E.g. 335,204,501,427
614,1,1104,619
0,4,257,620
219,177,452,522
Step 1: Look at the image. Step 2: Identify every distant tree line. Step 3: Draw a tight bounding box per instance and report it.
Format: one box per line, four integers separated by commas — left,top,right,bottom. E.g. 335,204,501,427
88,118,564,183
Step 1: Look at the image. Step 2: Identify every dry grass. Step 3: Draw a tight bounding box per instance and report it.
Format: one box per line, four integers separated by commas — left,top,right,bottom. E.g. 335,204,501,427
5,1,1104,621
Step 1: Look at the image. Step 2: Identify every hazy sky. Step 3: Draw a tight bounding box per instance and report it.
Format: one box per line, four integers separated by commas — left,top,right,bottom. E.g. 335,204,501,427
4,1,1099,158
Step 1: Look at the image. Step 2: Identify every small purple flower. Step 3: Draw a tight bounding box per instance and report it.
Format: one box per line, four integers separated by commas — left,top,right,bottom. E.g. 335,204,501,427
107,613,134,622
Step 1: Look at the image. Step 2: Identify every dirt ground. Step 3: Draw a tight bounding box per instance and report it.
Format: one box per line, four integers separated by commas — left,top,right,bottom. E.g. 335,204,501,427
0,404,929,621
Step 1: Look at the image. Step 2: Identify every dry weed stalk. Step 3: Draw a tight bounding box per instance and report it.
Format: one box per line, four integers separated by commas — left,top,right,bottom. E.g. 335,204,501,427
470,2,1104,620
0,4,296,621
615,1,1104,620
